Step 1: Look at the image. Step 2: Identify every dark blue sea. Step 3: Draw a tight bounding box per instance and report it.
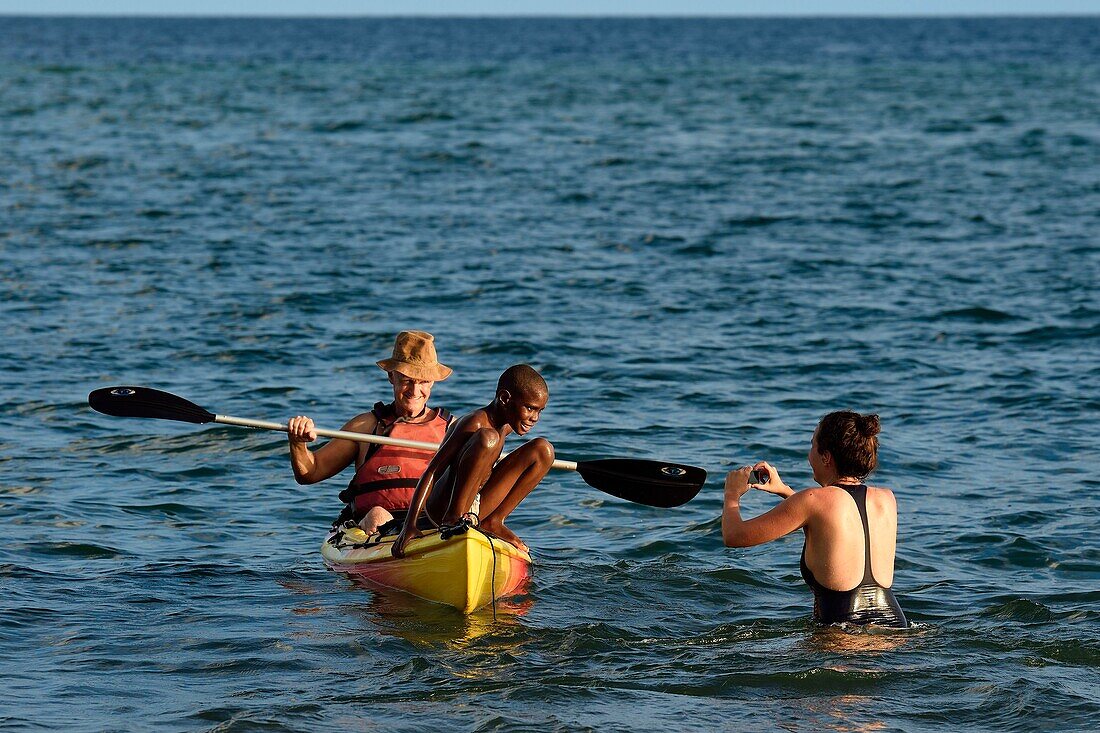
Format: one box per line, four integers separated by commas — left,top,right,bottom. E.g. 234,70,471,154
2,16,1098,732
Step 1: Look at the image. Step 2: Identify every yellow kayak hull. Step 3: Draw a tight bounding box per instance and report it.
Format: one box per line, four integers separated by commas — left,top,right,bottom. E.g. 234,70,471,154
321,525,532,614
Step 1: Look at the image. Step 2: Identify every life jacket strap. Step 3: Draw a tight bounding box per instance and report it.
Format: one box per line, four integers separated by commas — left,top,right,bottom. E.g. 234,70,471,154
359,403,452,465
338,477,419,504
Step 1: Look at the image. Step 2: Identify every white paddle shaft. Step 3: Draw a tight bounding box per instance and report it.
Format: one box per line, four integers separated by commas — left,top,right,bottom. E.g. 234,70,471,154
214,414,579,471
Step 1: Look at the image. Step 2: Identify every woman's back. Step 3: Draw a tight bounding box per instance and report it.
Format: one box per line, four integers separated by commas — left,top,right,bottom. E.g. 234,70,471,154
801,483,907,627
802,483,897,591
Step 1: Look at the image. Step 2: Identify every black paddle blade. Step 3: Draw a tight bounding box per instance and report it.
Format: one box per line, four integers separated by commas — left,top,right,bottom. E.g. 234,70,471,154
88,386,216,425
575,458,706,508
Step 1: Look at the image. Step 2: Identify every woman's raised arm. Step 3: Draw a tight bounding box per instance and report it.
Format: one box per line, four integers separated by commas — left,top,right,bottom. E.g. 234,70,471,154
721,465,817,547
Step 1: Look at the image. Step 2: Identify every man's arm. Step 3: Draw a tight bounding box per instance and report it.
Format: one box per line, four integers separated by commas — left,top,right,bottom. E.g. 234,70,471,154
288,413,375,484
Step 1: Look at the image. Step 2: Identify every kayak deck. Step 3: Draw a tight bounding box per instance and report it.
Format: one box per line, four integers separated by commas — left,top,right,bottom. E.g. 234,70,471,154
321,522,532,614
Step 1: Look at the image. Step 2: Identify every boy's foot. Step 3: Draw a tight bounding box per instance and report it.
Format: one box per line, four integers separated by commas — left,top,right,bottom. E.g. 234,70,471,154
479,519,529,553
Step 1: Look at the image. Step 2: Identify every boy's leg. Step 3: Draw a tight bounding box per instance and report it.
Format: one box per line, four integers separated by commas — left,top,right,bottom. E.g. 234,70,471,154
476,438,554,550
427,428,503,526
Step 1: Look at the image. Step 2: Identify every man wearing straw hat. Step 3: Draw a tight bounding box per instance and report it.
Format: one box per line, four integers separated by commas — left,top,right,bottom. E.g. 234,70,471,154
286,331,456,534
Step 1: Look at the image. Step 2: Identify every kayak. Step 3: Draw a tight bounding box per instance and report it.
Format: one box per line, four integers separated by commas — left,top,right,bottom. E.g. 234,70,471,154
321,522,532,614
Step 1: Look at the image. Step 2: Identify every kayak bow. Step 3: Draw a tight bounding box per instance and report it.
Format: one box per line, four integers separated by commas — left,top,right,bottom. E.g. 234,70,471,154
321,524,531,614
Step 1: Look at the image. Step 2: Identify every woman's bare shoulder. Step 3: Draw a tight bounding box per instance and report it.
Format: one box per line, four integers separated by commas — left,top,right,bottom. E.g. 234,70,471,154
866,485,898,510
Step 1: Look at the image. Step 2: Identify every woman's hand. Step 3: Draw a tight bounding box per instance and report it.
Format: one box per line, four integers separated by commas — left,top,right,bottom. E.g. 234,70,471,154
752,461,794,498
287,416,318,444
724,466,754,502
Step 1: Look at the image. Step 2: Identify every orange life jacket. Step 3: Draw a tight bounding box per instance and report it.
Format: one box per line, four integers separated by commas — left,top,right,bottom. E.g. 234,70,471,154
338,402,452,514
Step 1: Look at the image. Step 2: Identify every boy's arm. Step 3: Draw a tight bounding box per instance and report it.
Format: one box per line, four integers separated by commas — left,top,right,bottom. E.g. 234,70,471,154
391,415,474,558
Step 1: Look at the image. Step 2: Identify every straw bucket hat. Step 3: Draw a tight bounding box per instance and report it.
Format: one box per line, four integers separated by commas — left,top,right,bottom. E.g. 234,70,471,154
376,330,453,381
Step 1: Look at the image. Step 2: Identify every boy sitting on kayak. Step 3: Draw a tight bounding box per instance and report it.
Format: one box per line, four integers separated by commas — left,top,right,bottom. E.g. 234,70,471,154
392,364,554,556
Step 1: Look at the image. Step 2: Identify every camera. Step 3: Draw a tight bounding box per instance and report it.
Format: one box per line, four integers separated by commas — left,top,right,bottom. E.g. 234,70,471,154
749,469,770,484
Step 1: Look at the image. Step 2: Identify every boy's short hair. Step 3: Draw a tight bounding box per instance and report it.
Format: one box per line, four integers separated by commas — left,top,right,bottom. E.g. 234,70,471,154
497,364,548,397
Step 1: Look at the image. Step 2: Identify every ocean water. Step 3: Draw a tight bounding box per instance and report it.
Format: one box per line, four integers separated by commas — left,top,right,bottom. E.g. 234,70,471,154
1,16,1098,732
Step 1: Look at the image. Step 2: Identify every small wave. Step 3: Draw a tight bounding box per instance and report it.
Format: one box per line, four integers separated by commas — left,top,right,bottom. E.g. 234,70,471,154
1010,323,1100,345
118,502,208,518
3,106,38,117
5,399,59,418
24,541,125,560
0,563,36,578
462,65,500,78
415,150,485,166
935,306,1020,323
700,566,776,589
882,177,922,189
1064,133,1095,148
124,561,267,580
80,238,153,249
0,605,64,630
980,597,1054,623
722,214,792,228
312,120,366,132
38,65,82,74
742,666,891,692
962,533,1056,570
1021,640,1100,666
675,242,719,256
242,385,300,399
988,509,1048,529
461,341,539,358
924,120,975,133
56,155,109,171
635,233,686,247
392,110,455,124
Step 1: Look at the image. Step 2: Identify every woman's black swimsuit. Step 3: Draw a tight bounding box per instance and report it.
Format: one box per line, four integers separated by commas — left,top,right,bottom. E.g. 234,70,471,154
799,484,908,628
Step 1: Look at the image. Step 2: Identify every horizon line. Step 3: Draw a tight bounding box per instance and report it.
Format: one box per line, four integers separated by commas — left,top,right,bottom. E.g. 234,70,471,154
3,12,1100,19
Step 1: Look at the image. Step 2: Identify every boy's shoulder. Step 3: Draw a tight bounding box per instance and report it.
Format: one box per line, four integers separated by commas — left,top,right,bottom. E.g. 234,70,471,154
453,406,494,431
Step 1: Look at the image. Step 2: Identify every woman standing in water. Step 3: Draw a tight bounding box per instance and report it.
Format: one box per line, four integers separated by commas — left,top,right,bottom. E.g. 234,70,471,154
722,411,908,628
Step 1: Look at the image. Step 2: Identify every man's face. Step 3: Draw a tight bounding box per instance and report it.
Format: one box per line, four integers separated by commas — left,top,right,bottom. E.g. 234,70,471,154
389,371,433,417
502,387,548,436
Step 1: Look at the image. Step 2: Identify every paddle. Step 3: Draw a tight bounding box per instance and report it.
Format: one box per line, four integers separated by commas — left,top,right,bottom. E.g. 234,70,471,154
88,386,706,508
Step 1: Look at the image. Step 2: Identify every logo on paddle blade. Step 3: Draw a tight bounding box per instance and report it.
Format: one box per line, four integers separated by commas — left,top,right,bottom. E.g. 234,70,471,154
110,388,136,397
660,466,687,476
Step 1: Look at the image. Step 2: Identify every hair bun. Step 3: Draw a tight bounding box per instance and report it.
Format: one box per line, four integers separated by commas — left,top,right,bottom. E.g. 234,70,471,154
856,413,881,438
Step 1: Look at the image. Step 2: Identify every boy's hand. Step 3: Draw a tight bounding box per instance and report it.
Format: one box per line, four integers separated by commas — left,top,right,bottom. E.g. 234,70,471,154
391,525,423,559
